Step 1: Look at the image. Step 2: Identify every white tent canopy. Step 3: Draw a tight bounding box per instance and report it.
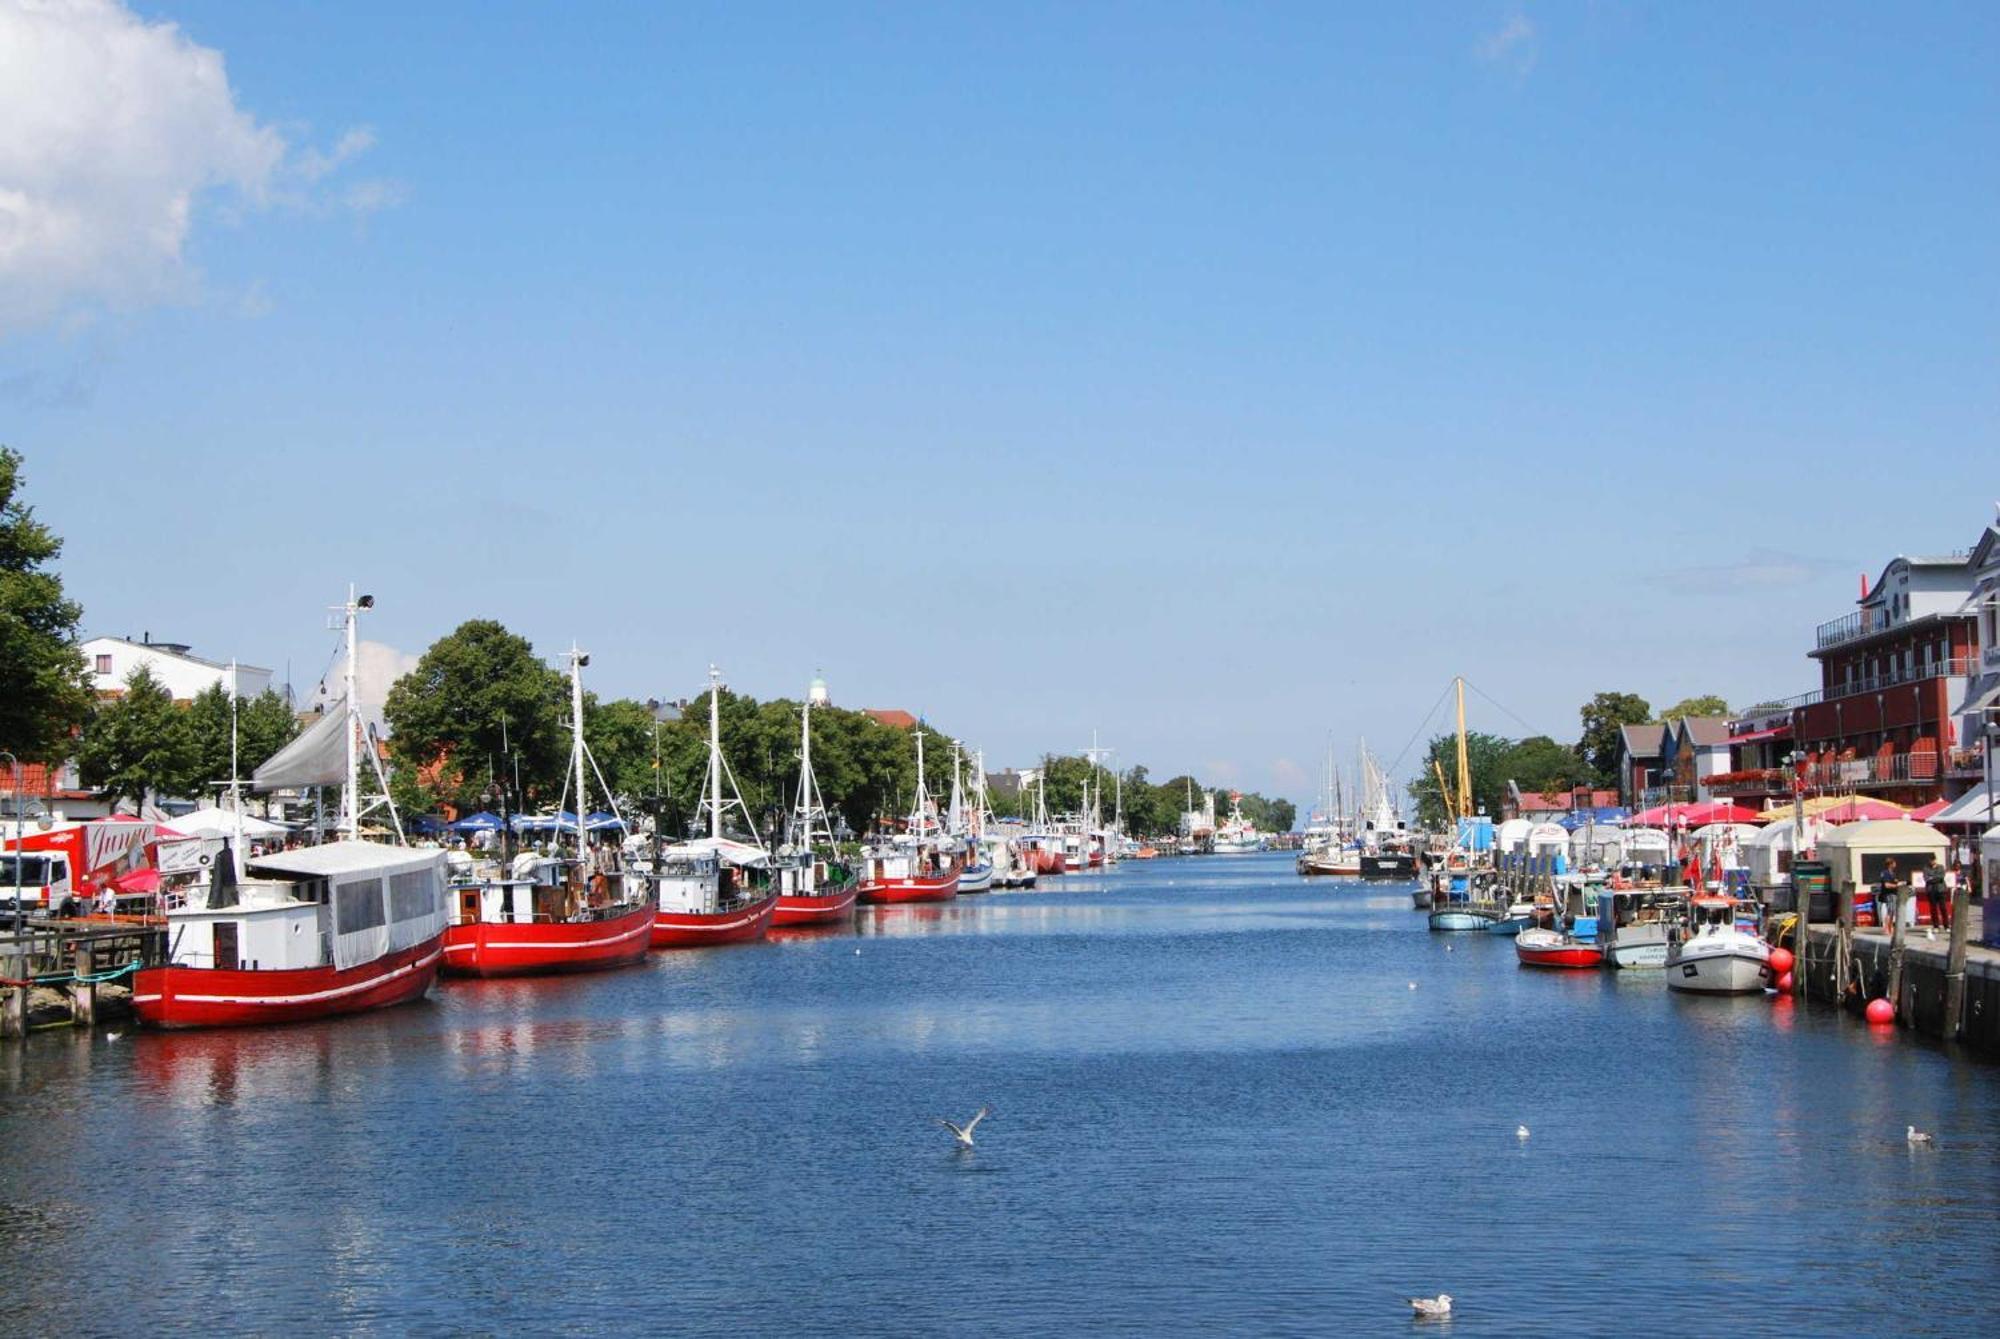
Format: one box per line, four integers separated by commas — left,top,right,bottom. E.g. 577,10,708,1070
166,806,290,839
1931,789,1995,827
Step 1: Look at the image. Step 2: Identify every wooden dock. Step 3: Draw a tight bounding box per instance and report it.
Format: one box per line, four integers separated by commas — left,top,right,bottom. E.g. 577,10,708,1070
0,916,167,1037
1798,905,2000,1052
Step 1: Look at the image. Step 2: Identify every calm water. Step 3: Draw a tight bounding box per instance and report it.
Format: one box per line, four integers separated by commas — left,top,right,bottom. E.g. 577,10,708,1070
3,852,1996,1335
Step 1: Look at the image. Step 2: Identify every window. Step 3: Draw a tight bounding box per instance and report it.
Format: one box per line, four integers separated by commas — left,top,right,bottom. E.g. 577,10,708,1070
94,654,112,675
389,867,438,923
334,877,387,935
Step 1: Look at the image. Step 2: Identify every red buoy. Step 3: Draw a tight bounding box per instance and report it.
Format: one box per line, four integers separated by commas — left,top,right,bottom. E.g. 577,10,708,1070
1865,997,1895,1025
1778,970,1795,992
1768,946,1795,975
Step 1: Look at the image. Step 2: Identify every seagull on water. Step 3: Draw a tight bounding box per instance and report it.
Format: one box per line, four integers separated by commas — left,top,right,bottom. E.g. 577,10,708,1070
936,1106,993,1149
1907,1125,1934,1146
1516,1124,1530,1140
1407,1293,1451,1318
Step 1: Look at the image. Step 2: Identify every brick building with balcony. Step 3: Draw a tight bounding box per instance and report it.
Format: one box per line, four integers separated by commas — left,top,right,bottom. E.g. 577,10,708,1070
1792,552,1980,808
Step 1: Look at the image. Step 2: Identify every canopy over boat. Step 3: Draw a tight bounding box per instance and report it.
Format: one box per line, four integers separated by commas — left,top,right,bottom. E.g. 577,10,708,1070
167,806,290,839
664,836,770,868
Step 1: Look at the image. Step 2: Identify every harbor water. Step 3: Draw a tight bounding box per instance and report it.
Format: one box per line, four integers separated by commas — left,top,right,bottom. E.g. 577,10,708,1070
3,851,1996,1335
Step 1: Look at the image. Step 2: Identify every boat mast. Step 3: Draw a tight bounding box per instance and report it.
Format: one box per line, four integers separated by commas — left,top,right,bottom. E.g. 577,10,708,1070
342,585,363,840
708,666,724,842
569,646,590,863
1454,676,1472,822
948,740,965,835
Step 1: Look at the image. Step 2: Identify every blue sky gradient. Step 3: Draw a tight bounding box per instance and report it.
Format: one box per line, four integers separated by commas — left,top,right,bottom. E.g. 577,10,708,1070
8,2,1996,805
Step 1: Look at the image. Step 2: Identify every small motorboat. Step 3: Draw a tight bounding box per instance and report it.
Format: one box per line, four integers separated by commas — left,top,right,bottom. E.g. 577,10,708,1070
1665,896,1773,994
1514,926,1604,969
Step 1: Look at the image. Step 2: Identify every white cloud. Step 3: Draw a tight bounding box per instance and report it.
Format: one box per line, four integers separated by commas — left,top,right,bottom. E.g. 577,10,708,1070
1476,11,1538,75
307,640,420,730
1652,548,1847,595
0,0,396,336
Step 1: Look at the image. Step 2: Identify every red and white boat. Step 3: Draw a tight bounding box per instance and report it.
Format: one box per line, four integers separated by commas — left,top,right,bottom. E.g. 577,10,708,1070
771,682,860,927
444,896,655,976
135,587,449,1029
1514,927,1605,970
133,840,448,1028
441,647,654,978
650,667,777,948
857,725,961,904
856,845,961,903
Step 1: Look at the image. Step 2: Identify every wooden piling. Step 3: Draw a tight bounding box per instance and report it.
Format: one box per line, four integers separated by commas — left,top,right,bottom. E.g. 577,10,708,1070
1,953,22,1040
69,946,95,1028
1942,878,1974,1041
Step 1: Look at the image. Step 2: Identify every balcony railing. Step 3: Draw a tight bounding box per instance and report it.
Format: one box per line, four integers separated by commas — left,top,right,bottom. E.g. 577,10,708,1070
1704,769,1789,797
1815,608,1891,651
1800,752,1940,790
1819,656,1977,703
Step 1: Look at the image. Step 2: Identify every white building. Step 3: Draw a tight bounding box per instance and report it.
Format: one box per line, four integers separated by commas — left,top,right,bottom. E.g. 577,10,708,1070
83,636,273,703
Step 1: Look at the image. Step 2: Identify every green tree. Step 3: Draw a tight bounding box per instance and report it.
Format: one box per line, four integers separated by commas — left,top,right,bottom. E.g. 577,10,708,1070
1408,730,1514,828
0,447,92,762
187,684,301,797
383,620,569,811
76,665,201,810
1658,695,1731,720
1577,691,1651,784
584,696,666,815
1502,735,1590,796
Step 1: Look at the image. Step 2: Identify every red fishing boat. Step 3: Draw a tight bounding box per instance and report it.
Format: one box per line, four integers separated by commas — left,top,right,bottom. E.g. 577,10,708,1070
135,588,450,1030
856,850,961,904
442,647,657,978
652,879,779,946
1514,927,1605,970
770,684,861,927
133,841,449,1029
444,894,655,976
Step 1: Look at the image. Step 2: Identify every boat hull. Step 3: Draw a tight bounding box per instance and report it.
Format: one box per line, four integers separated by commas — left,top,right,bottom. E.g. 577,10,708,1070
1411,887,1434,910
958,865,994,894
1515,930,1605,969
1610,943,1669,969
1666,940,1773,994
1428,907,1496,932
132,936,443,1030
772,885,858,926
1361,854,1417,878
441,903,654,978
652,893,779,947
857,872,960,904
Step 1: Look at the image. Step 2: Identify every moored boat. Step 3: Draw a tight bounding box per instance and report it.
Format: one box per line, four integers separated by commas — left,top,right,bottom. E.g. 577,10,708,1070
1599,887,1684,969
442,647,654,978
135,587,449,1029
771,680,860,928
1665,896,1773,994
651,667,777,948
1514,926,1604,969
857,726,961,904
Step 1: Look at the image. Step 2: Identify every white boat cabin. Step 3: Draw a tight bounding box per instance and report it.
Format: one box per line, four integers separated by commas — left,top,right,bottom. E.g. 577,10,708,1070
165,842,447,973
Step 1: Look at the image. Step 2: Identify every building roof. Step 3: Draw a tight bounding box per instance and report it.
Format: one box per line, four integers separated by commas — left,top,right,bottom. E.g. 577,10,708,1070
1671,716,1735,748
1514,789,1621,812
865,709,918,730
0,762,93,802
1618,723,1665,758
81,635,271,676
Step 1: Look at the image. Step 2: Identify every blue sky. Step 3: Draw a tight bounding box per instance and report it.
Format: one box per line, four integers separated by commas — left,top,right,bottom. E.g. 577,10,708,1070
5,2,1996,808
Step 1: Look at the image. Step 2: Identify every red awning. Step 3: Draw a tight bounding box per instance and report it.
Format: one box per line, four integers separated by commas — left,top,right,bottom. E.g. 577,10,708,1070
1728,725,1792,744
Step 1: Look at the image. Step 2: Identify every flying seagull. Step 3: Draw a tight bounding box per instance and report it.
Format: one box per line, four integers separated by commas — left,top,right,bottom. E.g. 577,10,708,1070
936,1106,992,1149
1407,1293,1452,1318
1907,1125,1934,1146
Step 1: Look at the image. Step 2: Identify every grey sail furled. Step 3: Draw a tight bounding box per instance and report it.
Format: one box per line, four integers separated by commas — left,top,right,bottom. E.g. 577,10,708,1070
252,703,351,791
